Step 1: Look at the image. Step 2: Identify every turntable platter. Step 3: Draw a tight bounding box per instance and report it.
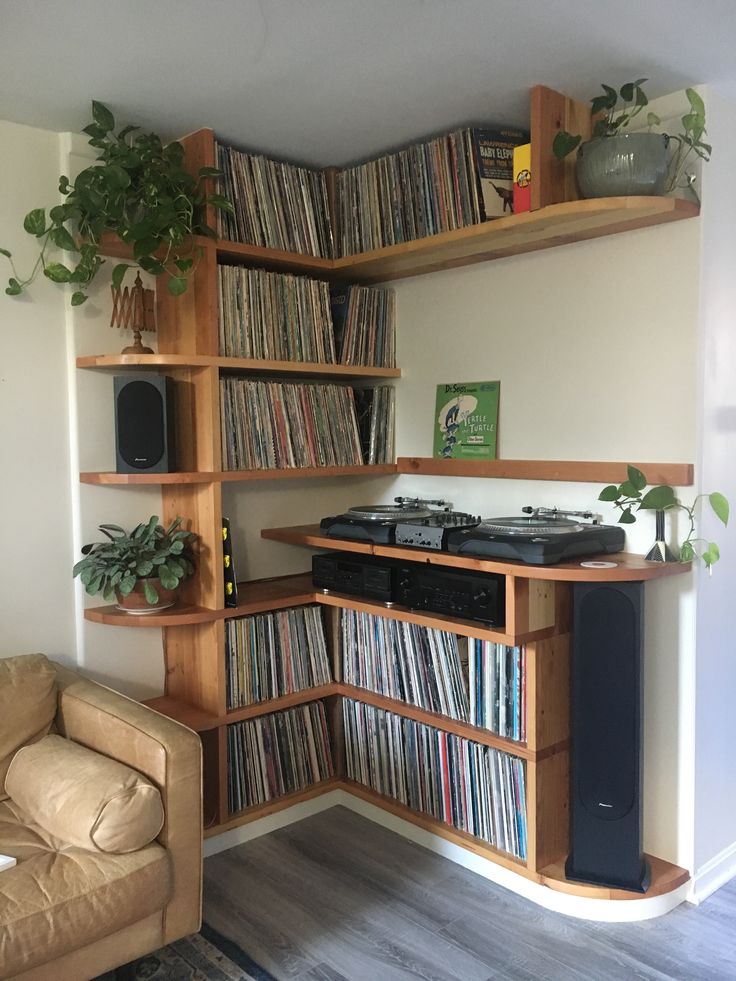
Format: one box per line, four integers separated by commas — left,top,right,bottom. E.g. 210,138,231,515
481,516,584,536
346,504,433,522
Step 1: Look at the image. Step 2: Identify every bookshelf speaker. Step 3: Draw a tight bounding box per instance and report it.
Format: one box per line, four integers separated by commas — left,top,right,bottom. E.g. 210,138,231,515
114,375,177,474
566,581,650,893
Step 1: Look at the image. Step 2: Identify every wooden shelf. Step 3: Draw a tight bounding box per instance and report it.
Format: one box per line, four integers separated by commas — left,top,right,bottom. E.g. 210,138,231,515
261,525,693,582
316,589,514,645
99,198,698,288
143,695,221,732
204,778,341,838
331,196,698,283
226,685,337,725
230,572,316,615
539,854,689,901
398,458,695,486
77,352,400,380
81,465,397,485
335,684,542,761
84,602,218,627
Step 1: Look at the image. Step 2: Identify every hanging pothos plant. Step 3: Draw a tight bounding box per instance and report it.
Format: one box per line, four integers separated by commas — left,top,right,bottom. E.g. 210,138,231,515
1,101,233,306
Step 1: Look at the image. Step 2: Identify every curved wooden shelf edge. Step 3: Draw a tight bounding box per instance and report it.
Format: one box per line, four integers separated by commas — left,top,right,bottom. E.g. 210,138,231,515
84,603,217,627
260,525,693,582
539,854,689,901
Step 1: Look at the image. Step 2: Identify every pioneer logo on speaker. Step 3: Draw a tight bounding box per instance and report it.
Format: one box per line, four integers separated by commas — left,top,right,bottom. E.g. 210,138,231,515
114,375,177,474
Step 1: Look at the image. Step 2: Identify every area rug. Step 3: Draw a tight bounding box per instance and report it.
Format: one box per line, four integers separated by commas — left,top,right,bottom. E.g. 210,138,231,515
98,922,276,980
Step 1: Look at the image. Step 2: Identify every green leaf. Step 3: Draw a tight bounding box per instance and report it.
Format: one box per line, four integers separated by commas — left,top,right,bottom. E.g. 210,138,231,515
59,175,70,194
105,164,131,190
618,481,641,499
174,257,193,273
598,485,620,502
43,262,72,283
0,247,11,258
647,112,661,128
704,542,720,565
207,193,235,214
170,539,184,554
23,208,46,237
552,131,581,160
119,574,137,596
680,540,695,562
136,560,154,577
168,275,187,296
143,579,159,605
70,291,87,306
92,100,115,132
111,263,130,290
49,226,78,253
137,256,166,276
686,88,705,117
619,508,636,524
117,124,140,141
627,466,647,491
709,491,729,526
639,485,678,510
620,82,635,102
6,278,22,296
158,568,178,590
132,237,160,260
198,166,223,178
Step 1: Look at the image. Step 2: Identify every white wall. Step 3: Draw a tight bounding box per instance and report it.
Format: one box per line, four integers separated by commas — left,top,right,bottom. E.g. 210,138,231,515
693,86,736,887
388,215,701,866
0,120,77,665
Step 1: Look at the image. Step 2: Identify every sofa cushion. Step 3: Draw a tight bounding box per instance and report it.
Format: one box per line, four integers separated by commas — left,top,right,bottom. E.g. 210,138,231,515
5,734,165,853
0,653,57,802
0,797,171,978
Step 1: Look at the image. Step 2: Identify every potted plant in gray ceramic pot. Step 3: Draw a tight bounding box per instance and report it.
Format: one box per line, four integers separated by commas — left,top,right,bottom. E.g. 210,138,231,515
553,80,711,199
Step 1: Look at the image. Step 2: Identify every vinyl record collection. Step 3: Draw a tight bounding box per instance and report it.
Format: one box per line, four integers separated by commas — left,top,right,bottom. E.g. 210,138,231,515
330,285,396,368
470,641,526,742
218,265,335,362
220,377,365,469
215,141,334,258
226,605,332,710
343,698,527,859
353,386,395,465
227,701,334,814
341,610,469,721
336,127,483,255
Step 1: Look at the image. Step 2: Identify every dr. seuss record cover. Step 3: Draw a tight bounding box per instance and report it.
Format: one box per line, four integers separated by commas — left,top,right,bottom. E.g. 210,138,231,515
433,381,500,459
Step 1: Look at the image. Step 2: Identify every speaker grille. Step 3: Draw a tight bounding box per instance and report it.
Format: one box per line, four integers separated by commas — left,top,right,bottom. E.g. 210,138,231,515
117,379,165,470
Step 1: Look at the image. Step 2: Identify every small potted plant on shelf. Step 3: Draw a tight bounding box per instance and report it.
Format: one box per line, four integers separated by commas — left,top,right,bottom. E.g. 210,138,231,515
553,80,711,200
73,515,197,613
1,100,233,306
599,466,728,571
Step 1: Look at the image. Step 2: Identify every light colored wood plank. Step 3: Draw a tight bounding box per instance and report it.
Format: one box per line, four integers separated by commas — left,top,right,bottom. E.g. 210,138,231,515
76,352,401,379
530,85,592,209
204,778,341,837
225,685,338,725
216,238,336,276
80,470,217,484
262,524,693,582
528,751,570,875
540,852,689,900
164,620,226,716
84,603,218,627
397,457,695,486
329,197,698,284
144,694,220,732
525,634,571,754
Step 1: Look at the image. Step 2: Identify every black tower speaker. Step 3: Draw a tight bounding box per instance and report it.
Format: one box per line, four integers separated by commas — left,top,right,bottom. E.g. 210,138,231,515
566,581,650,893
114,374,177,474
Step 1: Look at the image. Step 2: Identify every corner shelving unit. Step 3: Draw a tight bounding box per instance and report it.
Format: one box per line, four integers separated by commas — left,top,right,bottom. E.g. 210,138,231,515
77,82,698,904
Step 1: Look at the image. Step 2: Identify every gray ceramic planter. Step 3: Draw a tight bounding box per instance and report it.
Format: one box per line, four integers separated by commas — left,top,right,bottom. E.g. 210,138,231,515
576,132,669,198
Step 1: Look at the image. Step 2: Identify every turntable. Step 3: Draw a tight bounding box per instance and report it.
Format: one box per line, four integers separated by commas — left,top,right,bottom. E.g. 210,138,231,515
320,497,479,546
446,507,626,566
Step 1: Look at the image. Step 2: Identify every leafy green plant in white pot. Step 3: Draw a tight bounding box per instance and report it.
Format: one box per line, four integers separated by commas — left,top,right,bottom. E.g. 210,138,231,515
553,80,711,199
73,515,196,613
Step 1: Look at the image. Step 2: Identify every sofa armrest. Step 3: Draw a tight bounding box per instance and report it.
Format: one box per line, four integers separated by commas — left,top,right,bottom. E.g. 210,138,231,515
53,663,202,943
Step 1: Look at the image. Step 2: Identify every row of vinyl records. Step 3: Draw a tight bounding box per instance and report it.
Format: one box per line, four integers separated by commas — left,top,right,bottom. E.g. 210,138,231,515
218,265,396,368
224,696,527,860
219,378,395,469
224,605,525,742
214,127,527,258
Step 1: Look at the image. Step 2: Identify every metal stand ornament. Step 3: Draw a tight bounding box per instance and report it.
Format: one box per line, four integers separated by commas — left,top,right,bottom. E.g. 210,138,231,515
110,272,156,354
645,509,678,563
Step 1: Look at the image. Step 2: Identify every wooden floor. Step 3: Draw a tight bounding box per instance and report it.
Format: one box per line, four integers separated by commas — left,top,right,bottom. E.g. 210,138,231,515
203,806,736,981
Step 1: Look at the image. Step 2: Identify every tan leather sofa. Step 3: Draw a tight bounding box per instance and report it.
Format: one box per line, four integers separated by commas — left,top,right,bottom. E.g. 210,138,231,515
0,655,202,981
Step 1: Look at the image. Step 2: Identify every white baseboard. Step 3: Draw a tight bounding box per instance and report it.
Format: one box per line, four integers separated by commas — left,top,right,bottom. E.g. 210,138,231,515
690,839,736,904
203,790,344,857
204,789,689,921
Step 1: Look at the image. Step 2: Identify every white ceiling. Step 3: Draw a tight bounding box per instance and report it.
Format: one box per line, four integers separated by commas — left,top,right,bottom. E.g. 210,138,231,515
2,0,736,167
